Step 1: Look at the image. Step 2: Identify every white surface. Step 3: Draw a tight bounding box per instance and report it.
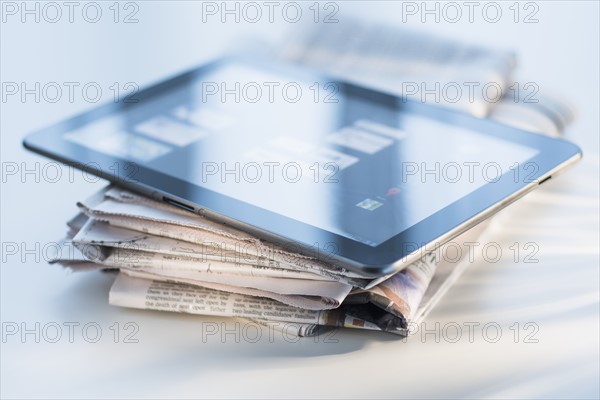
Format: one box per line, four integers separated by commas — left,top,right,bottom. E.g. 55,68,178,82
1,2,598,398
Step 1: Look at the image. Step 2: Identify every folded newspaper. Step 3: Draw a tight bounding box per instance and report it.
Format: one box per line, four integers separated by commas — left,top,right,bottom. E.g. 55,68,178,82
274,18,516,118
270,18,573,132
52,186,488,336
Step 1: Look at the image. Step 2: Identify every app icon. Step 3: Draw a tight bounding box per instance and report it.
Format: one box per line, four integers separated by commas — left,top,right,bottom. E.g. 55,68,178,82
356,198,383,211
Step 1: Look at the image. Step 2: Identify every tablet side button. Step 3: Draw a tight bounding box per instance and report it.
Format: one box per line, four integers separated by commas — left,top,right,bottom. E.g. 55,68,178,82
538,176,552,185
163,196,195,212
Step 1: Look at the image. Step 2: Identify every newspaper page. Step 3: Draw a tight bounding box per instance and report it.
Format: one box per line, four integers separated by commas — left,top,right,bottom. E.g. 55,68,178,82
52,237,351,310
109,272,402,334
49,241,326,337
73,218,337,282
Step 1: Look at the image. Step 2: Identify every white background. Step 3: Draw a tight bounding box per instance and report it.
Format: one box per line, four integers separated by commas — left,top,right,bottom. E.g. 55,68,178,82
1,1,599,398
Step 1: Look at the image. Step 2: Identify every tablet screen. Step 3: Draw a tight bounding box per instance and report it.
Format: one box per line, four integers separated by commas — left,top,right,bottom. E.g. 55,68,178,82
64,62,539,247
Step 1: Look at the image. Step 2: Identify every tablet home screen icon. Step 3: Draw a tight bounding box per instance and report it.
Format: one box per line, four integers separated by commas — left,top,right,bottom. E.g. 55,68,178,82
356,198,384,211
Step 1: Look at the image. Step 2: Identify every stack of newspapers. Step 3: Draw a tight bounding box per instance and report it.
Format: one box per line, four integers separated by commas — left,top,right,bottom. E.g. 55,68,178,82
51,21,573,337
53,187,488,336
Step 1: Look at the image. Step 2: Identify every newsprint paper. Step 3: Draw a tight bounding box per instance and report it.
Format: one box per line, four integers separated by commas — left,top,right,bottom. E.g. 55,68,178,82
52,187,488,336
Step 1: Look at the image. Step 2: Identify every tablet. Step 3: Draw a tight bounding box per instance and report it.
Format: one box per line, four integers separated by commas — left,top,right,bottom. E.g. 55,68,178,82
23,57,582,277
